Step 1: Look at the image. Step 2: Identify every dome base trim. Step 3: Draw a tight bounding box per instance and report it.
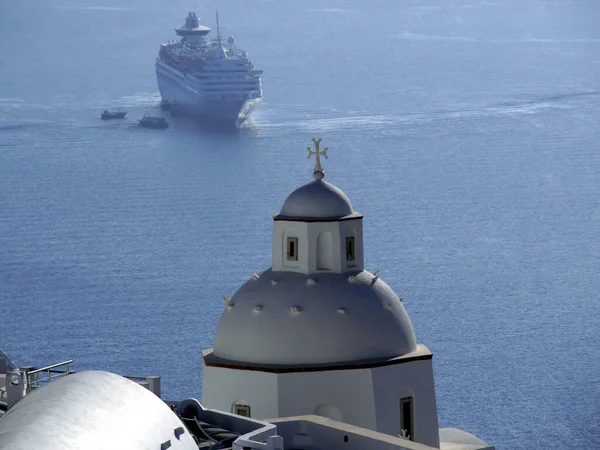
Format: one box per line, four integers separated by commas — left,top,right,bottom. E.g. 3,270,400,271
202,345,432,374
273,212,363,223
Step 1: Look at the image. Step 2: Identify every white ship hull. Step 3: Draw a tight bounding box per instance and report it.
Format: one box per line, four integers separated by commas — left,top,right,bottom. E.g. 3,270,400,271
155,62,261,126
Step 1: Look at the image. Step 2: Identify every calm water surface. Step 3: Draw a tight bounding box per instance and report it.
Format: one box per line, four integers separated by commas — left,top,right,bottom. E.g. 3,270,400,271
1,0,599,448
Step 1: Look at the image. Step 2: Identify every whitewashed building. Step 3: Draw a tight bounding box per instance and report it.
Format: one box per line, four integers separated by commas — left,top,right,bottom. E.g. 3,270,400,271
202,139,490,449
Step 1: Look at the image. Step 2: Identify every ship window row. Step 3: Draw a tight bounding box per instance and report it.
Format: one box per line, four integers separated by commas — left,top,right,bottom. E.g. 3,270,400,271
202,88,259,92
200,82,260,86
200,87,260,91
203,89,254,94
166,64,252,74
194,75,257,79
200,70,253,73
202,87,259,91
194,77,260,81
198,78,259,82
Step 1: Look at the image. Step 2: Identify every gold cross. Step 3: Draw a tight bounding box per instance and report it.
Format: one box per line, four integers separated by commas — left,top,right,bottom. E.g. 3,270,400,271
307,138,328,174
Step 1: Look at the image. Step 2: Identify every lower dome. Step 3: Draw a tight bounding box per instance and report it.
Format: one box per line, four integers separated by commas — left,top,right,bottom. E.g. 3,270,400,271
213,269,417,366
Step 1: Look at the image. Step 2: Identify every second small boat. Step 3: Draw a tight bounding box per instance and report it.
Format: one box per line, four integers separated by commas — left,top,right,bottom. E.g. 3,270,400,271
101,110,127,120
138,114,169,129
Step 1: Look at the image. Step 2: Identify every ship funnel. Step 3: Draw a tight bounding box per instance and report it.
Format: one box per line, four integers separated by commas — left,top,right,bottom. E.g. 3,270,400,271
185,12,199,29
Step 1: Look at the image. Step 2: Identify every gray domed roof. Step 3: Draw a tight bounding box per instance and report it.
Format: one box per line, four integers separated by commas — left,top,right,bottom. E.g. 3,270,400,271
277,179,355,220
213,269,417,367
0,371,198,450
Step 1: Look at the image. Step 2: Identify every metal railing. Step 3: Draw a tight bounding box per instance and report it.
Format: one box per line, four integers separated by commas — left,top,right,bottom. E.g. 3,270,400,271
26,360,73,392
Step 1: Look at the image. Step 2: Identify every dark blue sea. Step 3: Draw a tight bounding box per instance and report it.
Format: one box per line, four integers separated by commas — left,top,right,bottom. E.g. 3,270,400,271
1,0,599,448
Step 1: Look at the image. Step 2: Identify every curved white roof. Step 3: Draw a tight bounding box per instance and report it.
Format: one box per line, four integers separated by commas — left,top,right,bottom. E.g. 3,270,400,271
213,269,417,366
277,179,355,220
439,428,492,450
0,371,197,450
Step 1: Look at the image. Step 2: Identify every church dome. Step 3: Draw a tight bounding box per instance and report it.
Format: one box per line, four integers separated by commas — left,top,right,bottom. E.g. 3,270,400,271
0,371,198,449
278,179,354,220
213,269,417,367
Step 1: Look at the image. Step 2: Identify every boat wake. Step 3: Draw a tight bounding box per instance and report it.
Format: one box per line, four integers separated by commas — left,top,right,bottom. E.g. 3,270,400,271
112,93,162,109
0,122,50,132
55,5,133,12
0,97,26,107
307,8,356,13
256,90,600,133
391,32,600,44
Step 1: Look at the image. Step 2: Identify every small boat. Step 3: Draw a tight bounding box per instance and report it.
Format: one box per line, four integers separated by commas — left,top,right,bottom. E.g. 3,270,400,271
101,110,127,120
138,114,169,129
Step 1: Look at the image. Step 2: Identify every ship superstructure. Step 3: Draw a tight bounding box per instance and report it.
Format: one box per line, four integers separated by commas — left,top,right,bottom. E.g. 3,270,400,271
155,12,263,125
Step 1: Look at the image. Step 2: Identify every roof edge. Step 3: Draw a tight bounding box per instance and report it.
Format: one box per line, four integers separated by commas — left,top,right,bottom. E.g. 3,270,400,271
202,344,432,374
273,212,363,222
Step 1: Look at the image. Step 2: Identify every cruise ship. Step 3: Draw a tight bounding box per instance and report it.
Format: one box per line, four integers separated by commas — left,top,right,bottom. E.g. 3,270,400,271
155,12,263,125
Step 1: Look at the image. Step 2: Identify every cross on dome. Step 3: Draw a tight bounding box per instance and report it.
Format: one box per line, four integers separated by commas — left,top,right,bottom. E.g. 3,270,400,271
278,138,354,220
307,138,328,180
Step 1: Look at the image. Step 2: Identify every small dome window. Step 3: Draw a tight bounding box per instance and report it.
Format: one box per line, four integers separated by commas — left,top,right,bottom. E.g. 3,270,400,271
286,237,298,261
345,236,356,263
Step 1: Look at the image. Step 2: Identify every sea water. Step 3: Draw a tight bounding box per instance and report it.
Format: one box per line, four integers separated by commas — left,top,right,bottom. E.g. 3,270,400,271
1,0,599,448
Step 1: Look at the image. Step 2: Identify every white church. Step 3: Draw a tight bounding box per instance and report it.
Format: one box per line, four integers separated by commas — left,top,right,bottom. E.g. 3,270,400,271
201,138,490,449
0,139,493,450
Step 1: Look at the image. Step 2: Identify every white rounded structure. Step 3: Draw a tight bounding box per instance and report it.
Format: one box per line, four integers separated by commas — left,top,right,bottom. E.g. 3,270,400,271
439,428,493,449
203,144,441,448
0,371,197,450
213,269,417,366
278,179,354,219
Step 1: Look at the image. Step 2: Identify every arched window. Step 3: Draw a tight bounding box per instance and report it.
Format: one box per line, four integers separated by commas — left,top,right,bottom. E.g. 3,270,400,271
345,228,357,267
286,237,298,261
345,236,356,262
400,396,414,441
282,228,300,268
317,231,333,270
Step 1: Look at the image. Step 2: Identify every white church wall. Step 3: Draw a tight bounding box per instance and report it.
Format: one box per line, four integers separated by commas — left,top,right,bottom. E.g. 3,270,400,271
371,358,440,448
272,416,438,450
277,369,377,430
202,154,465,448
201,366,279,420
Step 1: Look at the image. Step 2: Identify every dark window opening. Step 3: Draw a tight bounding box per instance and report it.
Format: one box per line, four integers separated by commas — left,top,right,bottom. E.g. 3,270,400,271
345,236,355,261
287,237,298,261
400,397,414,441
235,404,251,417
